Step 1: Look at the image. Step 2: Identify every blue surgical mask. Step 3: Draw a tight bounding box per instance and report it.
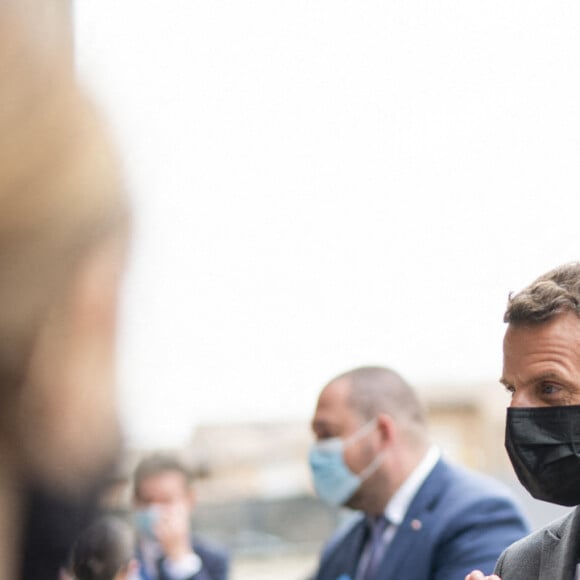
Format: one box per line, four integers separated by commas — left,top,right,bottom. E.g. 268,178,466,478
133,506,161,539
309,419,384,506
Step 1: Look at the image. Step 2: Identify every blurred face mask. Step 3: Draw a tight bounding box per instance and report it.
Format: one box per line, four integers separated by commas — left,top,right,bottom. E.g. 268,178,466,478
133,505,161,539
309,419,384,506
505,405,580,506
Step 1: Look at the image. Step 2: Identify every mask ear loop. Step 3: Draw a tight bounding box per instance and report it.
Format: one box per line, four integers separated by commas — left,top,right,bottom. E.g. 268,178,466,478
358,449,387,482
345,418,378,447
346,417,386,482
311,418,378,454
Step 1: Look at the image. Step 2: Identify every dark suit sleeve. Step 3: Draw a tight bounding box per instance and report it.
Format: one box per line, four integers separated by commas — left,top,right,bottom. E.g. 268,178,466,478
191,540,230,580
492,525,546,580
312,519,367,580
430,495,529,580
158,541,230,580
494,548,507,577
193,556,228,580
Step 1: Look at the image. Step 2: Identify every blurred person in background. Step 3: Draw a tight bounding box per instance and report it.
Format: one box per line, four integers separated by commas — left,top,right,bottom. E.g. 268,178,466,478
0,5,130,579
309,366,529,580
71,516,138,580
132,453,229,580
466,262,580,580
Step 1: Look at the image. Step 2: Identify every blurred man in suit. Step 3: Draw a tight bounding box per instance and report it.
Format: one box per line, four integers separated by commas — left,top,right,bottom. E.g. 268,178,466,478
132,454,229,580
310,366,529,580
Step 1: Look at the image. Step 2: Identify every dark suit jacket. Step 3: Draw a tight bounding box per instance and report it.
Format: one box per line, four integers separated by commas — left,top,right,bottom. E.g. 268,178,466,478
137,537,229,580
494,506,580,580
314,459,529,580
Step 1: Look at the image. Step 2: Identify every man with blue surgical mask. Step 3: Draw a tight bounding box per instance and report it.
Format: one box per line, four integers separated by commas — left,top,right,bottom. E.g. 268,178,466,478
132,454,229,580
309,366,529,580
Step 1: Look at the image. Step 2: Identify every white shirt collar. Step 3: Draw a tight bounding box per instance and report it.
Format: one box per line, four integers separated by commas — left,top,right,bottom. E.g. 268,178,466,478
384,445,440,526
138,535,202,578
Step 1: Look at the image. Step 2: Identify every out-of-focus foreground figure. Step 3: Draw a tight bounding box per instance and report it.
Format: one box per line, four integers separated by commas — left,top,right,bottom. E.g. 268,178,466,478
0,5,129,580
71,516,138,580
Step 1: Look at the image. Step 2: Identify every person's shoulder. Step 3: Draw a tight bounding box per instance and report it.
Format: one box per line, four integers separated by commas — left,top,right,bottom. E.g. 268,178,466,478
320,512,365,559
494,513,571,576
191,536,230,565
502,509,576,560
500,523,546,559
439,459,520,501
430,460,530,530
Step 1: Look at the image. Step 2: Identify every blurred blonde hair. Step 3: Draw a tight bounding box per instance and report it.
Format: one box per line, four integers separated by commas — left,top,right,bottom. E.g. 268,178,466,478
0,8,129,414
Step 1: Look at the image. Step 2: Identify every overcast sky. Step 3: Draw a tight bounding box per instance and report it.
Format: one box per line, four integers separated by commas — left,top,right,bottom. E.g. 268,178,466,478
75,1,580,448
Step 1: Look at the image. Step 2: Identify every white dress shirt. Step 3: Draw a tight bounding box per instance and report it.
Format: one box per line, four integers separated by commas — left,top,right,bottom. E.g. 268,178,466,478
354,445,440,580
139,537,202,579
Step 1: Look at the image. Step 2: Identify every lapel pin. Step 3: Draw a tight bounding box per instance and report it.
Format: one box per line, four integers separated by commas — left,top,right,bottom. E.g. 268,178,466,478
410,519,422,531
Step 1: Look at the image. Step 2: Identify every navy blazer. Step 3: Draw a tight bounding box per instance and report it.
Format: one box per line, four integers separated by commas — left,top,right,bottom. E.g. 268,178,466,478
136,537,229,580
314,459,529,580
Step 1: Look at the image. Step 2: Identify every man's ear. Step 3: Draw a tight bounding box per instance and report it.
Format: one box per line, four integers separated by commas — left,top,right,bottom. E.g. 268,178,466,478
376,414,397,449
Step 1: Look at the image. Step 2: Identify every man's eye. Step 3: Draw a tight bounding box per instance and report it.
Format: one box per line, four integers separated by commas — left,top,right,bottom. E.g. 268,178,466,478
541,383,560,395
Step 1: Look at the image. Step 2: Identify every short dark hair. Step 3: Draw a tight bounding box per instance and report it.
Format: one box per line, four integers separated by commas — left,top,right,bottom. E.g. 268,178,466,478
133,453,192,500
72,516,133,580
504,262,580,324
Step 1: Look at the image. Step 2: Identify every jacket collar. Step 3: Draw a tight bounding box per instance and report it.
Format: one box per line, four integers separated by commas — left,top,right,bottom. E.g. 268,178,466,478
374,458,450,578
385,446,440,526
540,506,580,580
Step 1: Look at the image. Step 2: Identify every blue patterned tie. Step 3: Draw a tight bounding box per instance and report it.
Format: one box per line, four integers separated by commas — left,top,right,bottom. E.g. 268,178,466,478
360,515,389,580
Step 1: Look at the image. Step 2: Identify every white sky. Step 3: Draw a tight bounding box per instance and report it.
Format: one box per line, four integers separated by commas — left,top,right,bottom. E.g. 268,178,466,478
75,1,580,449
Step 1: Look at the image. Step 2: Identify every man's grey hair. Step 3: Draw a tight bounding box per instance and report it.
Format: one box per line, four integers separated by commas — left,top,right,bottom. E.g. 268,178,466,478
504,262,580,324
331,366,427,432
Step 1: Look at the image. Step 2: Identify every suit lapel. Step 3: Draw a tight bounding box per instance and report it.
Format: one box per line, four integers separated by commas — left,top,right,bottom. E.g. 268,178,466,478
324,518,367,580
375,460,449,579
539,507,580,580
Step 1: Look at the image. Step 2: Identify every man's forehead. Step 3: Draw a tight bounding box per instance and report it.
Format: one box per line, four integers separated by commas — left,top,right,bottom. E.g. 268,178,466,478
139,469,189,491
313,378,358,425
318,378,352,408
501,313,580,380
504,313,580,347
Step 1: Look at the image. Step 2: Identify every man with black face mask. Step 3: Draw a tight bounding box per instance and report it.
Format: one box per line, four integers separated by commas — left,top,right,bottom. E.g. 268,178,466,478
466,262,580,580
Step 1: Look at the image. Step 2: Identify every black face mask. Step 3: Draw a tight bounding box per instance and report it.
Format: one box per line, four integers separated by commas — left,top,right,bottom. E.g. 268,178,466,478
505,405,580,507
